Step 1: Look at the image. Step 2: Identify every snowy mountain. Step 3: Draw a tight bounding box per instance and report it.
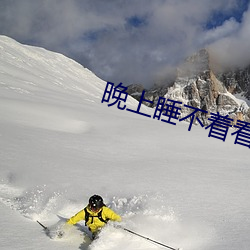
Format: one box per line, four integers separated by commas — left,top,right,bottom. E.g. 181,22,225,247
0,36,250,250
217,65,250,100
128,49,250,124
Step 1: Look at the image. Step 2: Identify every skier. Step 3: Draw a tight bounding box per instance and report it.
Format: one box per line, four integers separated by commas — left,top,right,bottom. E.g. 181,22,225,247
66,194,121,239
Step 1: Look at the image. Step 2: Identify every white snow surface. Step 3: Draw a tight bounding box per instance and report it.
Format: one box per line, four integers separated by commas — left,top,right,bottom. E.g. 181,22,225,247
0,36,249,250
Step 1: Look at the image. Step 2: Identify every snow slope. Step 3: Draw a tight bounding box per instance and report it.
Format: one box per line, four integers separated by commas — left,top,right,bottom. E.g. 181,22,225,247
0,36,249,250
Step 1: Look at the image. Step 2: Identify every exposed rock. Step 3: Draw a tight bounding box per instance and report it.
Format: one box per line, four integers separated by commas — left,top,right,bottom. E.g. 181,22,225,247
127,48,250,124
217,66,250,100
126,84,145,102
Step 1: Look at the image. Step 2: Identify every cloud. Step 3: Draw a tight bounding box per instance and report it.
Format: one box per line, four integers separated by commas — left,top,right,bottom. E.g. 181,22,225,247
0,0,249,87
200,18,240,45
209,4,250,69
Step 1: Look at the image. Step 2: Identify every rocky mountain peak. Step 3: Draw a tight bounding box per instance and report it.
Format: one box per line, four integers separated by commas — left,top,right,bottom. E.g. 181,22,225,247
127,48,250,124
177,48,210,78
217,66,250,100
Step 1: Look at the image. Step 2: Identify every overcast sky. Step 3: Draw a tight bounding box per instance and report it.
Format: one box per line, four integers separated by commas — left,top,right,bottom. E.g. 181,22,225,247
0,0,249,87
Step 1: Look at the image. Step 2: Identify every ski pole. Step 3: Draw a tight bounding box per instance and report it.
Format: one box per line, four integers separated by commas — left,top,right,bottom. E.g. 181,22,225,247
122,227,180,250
37,220,48,231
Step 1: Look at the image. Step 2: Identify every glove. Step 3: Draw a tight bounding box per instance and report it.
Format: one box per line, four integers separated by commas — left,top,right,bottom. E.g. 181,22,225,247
55,223,71,238
56,230,64,238
113,223,123,229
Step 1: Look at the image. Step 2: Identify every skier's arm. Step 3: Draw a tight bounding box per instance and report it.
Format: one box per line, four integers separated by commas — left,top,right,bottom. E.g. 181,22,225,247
104,207,122,222
67,209,85,225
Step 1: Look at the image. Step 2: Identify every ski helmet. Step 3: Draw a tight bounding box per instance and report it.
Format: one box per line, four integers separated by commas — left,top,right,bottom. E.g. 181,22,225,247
89,195,104,210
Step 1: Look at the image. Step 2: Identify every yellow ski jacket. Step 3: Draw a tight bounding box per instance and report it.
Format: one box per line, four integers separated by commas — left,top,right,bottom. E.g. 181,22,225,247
67,206,121,233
